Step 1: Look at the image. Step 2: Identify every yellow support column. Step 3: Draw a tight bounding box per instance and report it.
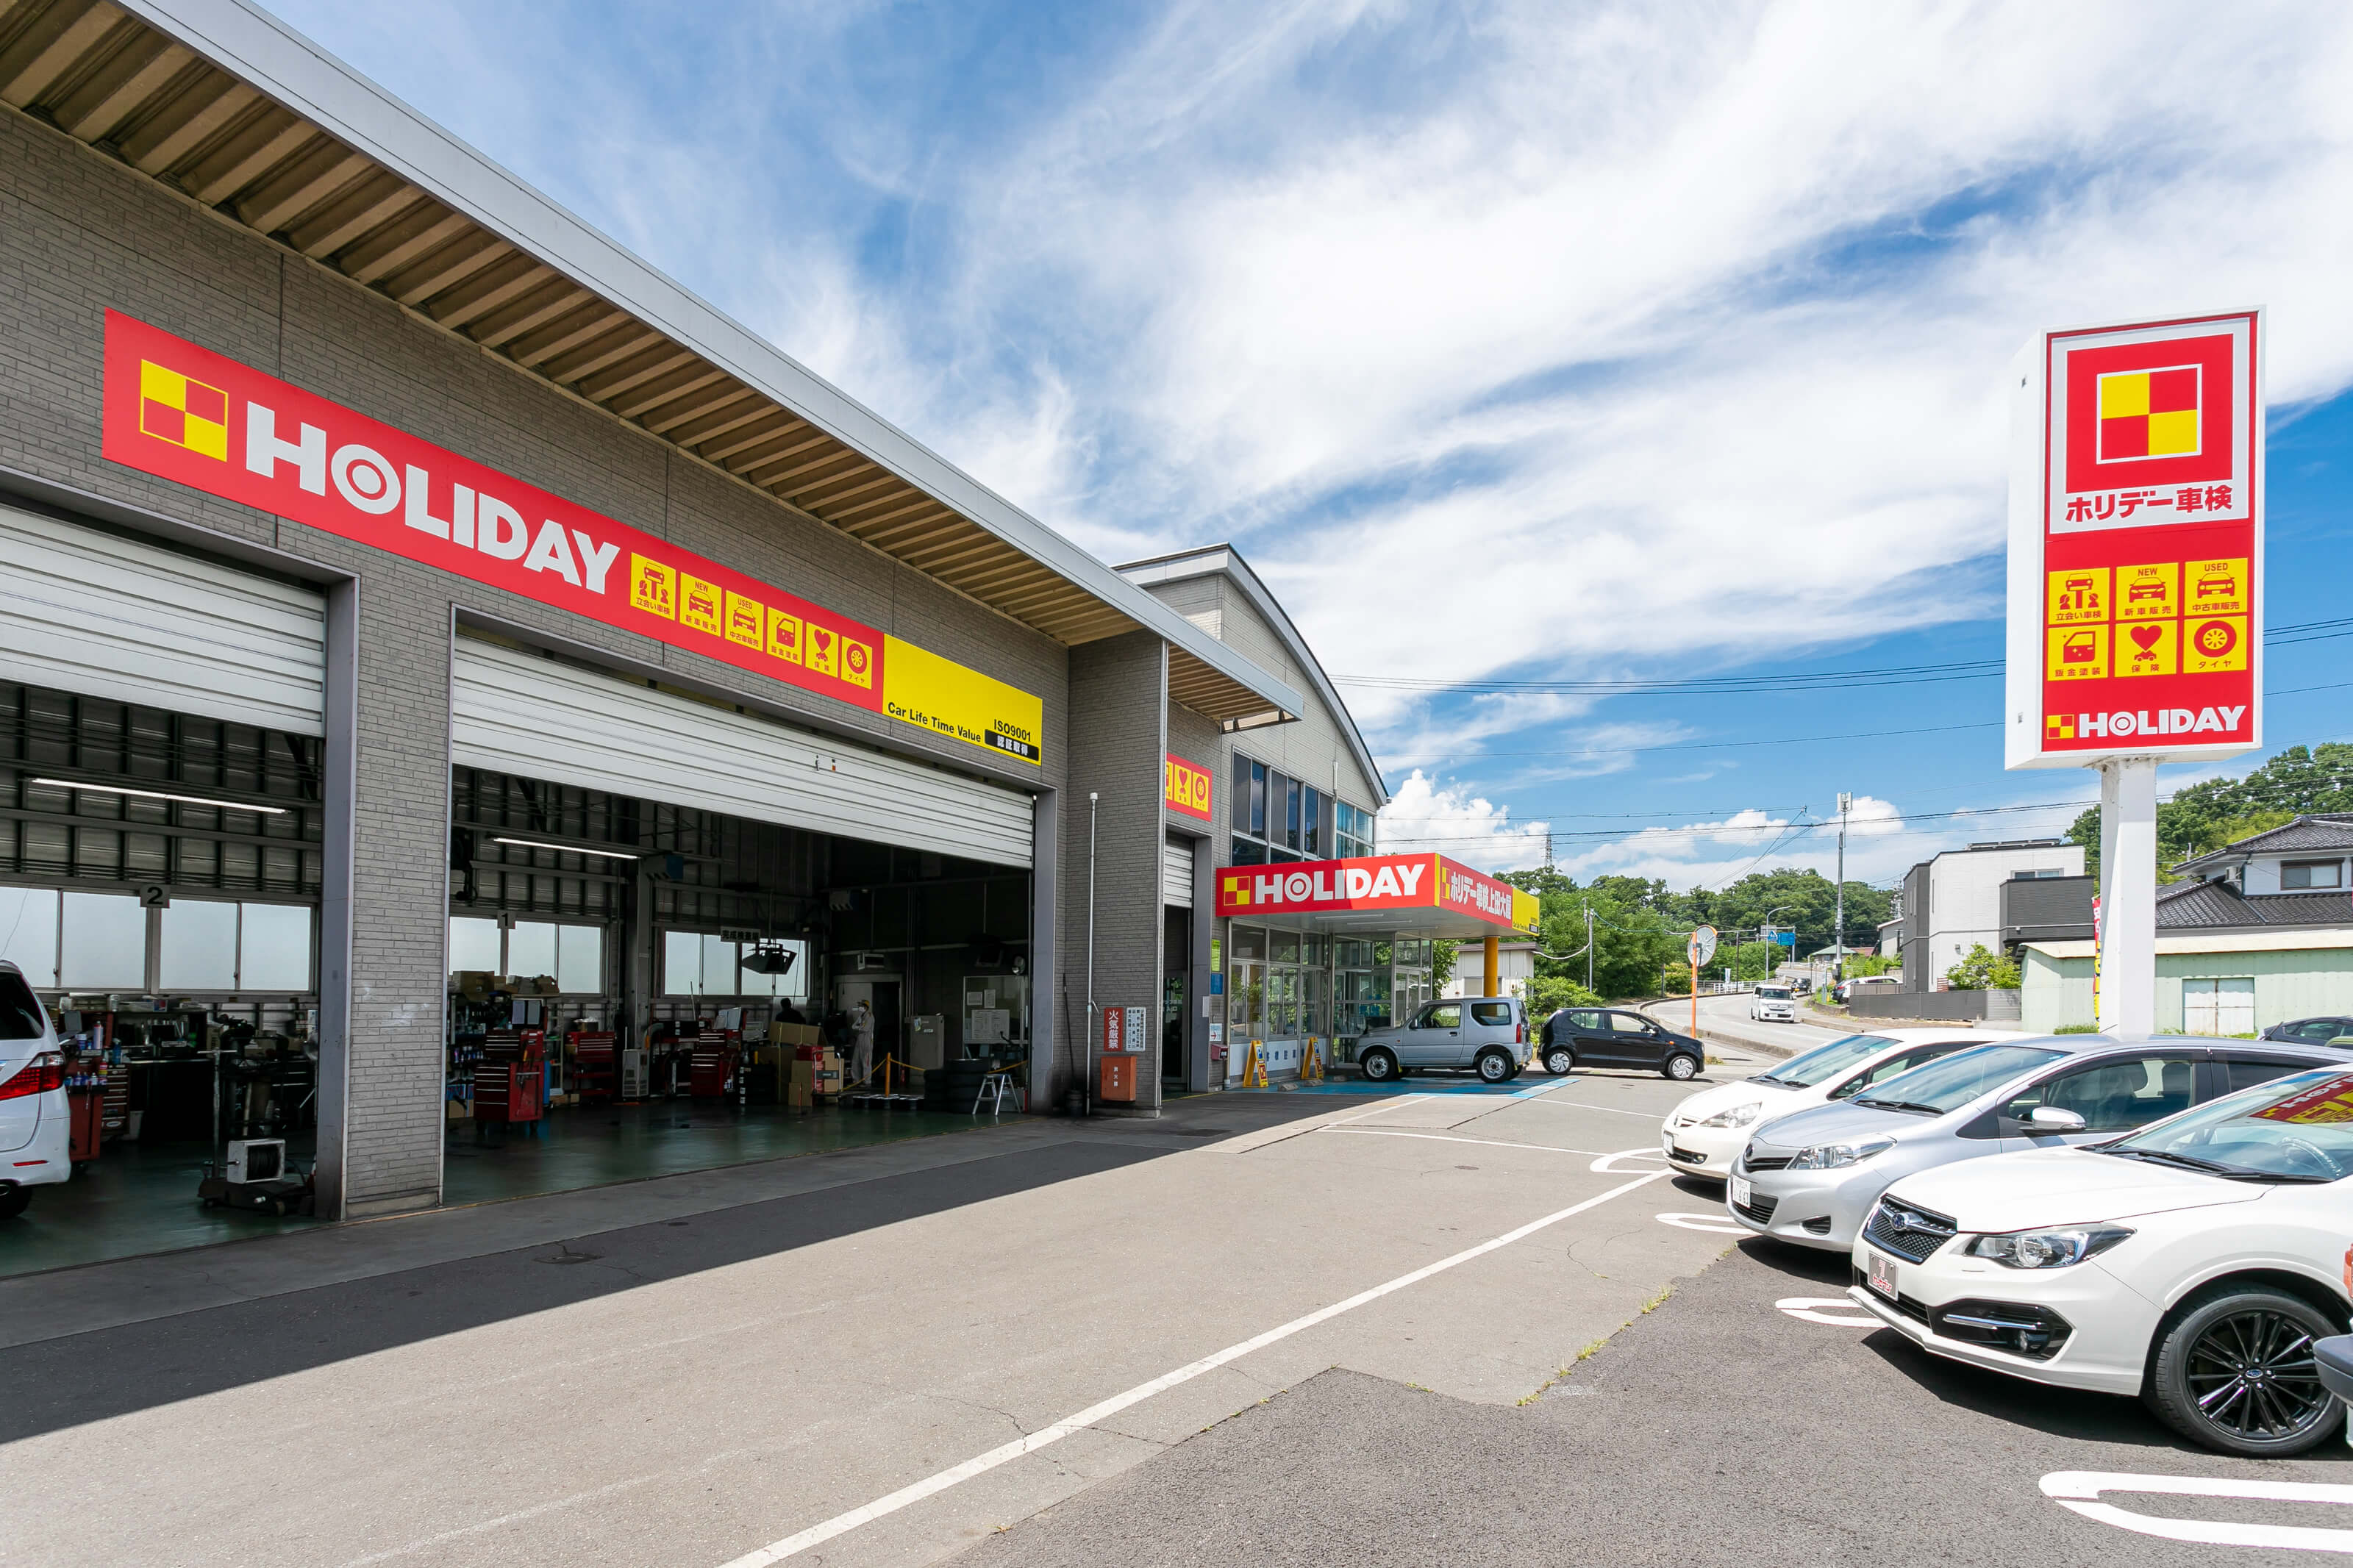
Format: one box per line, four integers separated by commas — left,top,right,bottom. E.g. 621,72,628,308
1483,934,1500,998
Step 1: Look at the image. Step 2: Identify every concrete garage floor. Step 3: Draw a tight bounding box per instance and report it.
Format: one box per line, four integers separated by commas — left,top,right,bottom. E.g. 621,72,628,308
0,1069,1729,1568
0,1103,982,1281
440,1100,981,1206
0,1136,322,1279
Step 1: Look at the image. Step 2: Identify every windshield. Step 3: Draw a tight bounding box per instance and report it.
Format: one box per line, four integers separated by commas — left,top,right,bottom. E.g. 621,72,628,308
1852,1042,2068,1114
2099,1067,2353,1182
1756,986,1791,998
1754,1033,1895,1089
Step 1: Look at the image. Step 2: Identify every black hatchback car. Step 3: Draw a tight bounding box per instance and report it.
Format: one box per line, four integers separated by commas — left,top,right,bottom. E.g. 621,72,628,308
1540,1007,1704,1080
2263,1015,2353,1044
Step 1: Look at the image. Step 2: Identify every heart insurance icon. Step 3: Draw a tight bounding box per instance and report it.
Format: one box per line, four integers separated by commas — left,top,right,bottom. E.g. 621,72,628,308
2129,623,2164,664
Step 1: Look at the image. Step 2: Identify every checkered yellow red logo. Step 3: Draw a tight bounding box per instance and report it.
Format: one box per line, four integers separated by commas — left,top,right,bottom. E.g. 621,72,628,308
138,361,228,460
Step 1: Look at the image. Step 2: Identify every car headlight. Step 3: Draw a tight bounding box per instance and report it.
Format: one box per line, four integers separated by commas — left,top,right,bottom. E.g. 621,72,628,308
1788,1136,1895,1170
1699,1101,1762,1129
1965,1225,2134,1270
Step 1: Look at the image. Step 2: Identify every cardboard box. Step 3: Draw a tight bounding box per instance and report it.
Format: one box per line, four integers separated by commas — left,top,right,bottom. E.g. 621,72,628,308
768,1022,821,1048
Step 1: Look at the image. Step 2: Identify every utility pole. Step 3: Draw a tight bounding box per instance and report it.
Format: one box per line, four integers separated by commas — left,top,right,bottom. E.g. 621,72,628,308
1834,792,1851,986
1585,903,1594,994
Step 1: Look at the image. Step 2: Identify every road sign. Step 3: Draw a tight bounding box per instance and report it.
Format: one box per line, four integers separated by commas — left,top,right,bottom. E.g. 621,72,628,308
2006,309,2263,768
1766,928,1795,948
1688,926,1718,967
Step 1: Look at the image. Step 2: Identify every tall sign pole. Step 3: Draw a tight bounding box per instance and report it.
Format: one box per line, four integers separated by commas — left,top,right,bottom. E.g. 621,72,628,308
2007,310,2263,1035
1832,792,1851,983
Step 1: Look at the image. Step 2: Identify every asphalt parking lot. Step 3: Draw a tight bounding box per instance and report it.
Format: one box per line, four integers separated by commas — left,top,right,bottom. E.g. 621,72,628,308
0,1066,1730,1568
960,1177,2353,1568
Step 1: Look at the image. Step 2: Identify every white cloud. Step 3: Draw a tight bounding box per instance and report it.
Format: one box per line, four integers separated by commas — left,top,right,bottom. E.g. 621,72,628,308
1376,769,1552,870
261,1,2353,825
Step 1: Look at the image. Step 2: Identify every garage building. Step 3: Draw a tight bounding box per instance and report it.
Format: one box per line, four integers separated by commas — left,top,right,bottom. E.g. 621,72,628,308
0,0,1532,1267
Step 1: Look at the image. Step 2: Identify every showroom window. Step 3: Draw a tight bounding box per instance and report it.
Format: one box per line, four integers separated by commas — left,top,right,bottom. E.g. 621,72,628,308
448,915,604,994
1230,754,1354,866
1,887,313,992
1335,802,1375,858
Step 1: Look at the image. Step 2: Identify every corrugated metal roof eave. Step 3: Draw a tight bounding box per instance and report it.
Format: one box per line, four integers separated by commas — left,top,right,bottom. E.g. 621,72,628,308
81,0,1296,715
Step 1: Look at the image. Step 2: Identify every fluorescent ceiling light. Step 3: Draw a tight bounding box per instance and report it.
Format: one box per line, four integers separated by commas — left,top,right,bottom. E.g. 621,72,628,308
33,778,288,815
491,836,640,861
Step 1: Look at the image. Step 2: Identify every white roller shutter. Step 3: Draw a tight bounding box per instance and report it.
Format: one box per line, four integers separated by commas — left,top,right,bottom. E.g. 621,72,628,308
1163,837,1195,907
0,504,325,734
453,637,1034,867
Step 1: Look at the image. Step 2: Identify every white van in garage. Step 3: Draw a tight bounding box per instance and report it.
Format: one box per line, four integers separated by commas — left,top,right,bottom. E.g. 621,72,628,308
0,960,68,1220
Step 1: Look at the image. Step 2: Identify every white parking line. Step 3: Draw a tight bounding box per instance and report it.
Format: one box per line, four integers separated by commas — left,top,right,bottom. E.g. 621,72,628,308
1654,1211,1747,1235
714,1168,1673,1567
1325,1127,1616,1157
1512,1098,1668,1120
1774,1296,1879,1326
2041,1470,2353,1550
1589,1146,1675,1173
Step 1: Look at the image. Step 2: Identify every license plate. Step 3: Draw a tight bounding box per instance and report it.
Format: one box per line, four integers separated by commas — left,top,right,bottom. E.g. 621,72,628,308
1730,1173,1752,1209
1867,1250,1899,1300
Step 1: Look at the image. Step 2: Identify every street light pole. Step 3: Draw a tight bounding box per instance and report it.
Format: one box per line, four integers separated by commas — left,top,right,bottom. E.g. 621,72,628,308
1834,792,1851,985
1585,905,1596,994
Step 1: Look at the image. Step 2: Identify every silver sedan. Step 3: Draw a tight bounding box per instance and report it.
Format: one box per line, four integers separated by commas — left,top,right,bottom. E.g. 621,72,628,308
1725,1034,2353,1252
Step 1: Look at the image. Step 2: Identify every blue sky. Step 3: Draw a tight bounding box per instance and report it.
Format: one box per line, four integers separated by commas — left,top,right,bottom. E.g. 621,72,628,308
263,0,2353,890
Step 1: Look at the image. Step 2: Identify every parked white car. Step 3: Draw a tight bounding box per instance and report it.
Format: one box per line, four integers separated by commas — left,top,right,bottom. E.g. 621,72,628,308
1849,1064,2353,1457
0,960,68,1220
1660,1028,2024,1181
1750,984,1797,1023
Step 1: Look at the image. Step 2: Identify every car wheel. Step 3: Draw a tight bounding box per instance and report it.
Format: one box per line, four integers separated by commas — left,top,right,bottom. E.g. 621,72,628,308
1662,1053,1699,1081
2145,1284,2342,1456
1544,1047,1575,1076
1476,1049,1513,1084
1360,1048,1399,1084
0,1184,26,1220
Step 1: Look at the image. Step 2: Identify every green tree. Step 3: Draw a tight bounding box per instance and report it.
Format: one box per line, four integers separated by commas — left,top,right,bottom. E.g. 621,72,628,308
1527,974,1602,1016
2069,742,2353,880
1502,870,1686,1001
1943,942,2021,990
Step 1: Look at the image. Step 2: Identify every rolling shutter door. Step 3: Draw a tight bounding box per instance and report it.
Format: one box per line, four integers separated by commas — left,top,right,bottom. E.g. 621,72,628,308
1163,837,1195,907
0,504,325,734
452,637,1033,867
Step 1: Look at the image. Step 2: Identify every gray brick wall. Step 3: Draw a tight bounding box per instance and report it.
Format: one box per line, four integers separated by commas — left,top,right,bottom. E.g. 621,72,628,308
0,107,1073,1206
1057,631,1166,1111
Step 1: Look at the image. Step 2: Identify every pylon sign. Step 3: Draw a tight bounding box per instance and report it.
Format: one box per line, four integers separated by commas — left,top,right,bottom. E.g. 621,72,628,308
2005,309,2263,768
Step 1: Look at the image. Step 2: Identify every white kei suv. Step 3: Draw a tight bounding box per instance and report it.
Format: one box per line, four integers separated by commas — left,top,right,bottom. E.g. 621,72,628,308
1851,1063,2353,1457
0,960,67,1219
1660,1028,2023,1181
1751,985,1797,1023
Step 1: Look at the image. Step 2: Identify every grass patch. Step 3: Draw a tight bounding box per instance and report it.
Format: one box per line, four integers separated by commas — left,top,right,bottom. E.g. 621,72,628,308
1515,1284,1681,1404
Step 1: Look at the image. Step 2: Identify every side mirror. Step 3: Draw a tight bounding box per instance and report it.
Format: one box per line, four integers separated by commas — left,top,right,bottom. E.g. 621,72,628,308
2027,1106,2088,1133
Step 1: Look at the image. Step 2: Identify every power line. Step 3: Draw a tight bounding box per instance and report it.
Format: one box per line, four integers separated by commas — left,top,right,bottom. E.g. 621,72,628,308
1374,677,2353,770
1382,797,2093,845
1340,615,2353,696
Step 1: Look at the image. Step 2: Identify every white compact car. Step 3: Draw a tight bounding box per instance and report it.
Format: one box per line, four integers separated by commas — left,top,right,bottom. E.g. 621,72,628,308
0,959,68,1219
1851,1064,2353,1457
1661,1028,2023,1181
1750,984,1798,1023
